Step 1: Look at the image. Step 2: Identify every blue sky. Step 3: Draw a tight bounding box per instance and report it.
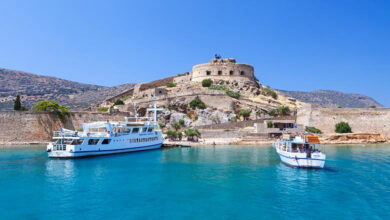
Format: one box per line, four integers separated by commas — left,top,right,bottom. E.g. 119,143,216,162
0,0,389,106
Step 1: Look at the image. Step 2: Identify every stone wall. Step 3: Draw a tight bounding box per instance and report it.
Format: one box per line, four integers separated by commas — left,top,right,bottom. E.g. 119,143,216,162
0,111,129,144
129,90,235,112
297,105,390,138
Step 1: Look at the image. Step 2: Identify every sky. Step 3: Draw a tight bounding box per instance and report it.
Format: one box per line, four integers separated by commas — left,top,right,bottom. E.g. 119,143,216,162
0,0,389,106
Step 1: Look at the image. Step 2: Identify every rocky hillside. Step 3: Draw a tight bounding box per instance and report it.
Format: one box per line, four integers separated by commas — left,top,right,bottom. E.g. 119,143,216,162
278,90,383,108
0,68,135,110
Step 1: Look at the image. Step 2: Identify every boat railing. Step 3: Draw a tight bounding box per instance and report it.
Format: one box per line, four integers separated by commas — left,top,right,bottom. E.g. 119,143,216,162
78,132,110,138
53,131,78,137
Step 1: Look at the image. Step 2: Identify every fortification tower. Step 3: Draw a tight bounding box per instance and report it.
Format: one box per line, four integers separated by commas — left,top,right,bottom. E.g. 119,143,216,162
191,57,255,84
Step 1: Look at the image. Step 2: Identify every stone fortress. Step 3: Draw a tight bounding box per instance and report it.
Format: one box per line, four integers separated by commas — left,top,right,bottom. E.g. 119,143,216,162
190,57,255,85
103,55,264,104
97,55,303,129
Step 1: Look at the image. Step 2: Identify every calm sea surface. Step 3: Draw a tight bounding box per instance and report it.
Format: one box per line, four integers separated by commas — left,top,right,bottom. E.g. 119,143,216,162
0,145,389,220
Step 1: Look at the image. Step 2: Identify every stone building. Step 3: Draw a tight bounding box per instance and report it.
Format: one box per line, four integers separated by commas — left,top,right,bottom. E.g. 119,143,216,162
191,57,256,85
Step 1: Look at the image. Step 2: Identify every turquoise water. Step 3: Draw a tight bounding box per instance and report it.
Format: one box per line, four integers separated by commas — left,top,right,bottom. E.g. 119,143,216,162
0,145,390,220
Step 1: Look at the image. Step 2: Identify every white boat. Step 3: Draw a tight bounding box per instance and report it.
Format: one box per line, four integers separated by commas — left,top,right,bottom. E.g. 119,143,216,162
274,134,326,168
47,104,163,158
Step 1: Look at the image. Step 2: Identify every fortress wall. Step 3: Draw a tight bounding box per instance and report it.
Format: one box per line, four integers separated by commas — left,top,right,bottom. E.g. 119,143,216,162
191,62,255,84
297,105,390,138
0,111,129,144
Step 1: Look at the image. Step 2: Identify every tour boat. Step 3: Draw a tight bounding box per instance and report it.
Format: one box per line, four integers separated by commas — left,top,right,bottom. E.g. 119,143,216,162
47,104,163,158
274,134,326,168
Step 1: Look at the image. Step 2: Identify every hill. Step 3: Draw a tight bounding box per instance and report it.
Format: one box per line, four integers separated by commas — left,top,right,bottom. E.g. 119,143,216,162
277,89,383,108
0,68,135,110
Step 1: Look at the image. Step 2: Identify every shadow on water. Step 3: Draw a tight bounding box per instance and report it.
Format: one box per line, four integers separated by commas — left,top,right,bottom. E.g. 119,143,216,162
322,165,338,172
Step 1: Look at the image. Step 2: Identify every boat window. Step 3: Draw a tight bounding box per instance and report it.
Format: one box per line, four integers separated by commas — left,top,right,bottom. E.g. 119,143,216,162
123,128,131,133
147,127,153,132
102,139,111,145
142,127,148,132
88,139,99,145
64,139,73,144
132,128,139,133
71,139,84,145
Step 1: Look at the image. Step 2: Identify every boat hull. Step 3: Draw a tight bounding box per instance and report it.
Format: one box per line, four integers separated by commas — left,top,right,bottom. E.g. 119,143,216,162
48,143,162,158
276,148,326,169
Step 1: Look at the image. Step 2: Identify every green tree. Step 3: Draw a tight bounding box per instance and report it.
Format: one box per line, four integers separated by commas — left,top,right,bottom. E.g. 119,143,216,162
172,122,181,131
33,100,69,121
202,79,213,87
239,109,251,120
14,95,22,110
335,122,352,133
166,130,177,140
184,128,201,141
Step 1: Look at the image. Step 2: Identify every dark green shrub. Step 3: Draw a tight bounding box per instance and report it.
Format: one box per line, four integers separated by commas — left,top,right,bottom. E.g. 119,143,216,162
178,119,185,126
189,97,206,109
166,82,177,88
305,126,322,134
114,99,124,105
202,79,213,87
268,109,276,116
276,106,290,115
335,122,352,133
239,109,251,120
267,121,273,128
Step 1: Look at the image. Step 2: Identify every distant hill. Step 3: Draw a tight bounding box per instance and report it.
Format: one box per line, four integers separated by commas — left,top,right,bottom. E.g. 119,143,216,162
0,68,135,110
278,89,383,108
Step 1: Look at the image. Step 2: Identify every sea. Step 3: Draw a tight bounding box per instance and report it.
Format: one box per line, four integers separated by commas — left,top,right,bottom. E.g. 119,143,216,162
0,144,389,220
